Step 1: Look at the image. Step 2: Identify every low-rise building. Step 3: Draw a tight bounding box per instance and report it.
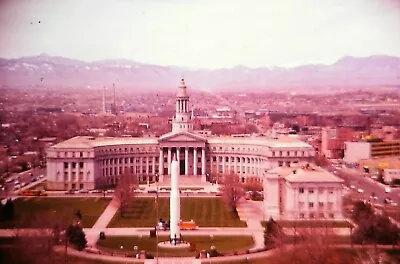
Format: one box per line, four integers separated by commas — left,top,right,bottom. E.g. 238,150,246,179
344,138,400,164
264,163,343,220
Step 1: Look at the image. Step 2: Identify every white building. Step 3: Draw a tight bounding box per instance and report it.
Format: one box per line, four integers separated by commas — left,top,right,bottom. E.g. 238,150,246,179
344,140,400,164
46,79,316,191
264,163,344,220
343,142,371,163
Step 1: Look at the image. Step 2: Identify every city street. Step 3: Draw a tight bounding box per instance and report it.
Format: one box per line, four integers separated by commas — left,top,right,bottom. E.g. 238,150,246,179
0,168,46,199
325,164,400,205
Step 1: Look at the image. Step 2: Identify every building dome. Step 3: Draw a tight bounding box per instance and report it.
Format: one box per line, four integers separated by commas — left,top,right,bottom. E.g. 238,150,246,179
177,78,188,97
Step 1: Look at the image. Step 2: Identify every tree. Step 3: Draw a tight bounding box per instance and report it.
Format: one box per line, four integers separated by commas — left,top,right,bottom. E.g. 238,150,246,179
264,217,283,248
115,171,139,217
351,201,400,245
0,198,15,221
221,172,245,213
352,213,400,245
351,201,373,223
66,223,87,251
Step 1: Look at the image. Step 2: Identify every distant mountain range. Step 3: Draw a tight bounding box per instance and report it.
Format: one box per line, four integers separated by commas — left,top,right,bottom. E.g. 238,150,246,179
0,54,399,92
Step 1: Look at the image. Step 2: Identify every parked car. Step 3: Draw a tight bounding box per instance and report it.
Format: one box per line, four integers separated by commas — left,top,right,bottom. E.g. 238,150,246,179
65,190,75,195
78,189,89,193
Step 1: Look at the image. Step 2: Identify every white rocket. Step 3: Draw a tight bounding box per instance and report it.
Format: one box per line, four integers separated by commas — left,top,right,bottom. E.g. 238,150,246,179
170,154,181,242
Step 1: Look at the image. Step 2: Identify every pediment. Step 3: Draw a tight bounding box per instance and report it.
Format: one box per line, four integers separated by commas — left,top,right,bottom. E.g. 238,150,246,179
159,131,206,143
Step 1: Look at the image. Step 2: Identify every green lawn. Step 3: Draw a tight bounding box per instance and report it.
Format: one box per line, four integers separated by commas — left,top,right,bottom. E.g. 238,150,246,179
261,220,354,228
97,235,254,258
0,197,111,229
108,197,247,228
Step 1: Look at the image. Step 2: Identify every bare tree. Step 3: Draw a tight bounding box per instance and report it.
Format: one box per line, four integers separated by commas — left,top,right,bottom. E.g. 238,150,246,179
221,172,245,213
5,209,72,264
272,224,355,264
114,171,139,217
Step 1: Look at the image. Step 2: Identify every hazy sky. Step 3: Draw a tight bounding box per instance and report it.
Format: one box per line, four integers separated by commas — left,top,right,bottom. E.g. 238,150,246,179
0,0,399,68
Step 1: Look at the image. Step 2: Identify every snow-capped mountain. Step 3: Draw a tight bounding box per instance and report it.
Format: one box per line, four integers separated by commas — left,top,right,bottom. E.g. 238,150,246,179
0,54,399,91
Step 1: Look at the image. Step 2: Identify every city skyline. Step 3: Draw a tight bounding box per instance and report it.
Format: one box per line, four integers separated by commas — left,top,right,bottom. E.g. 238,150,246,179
0,0,399,69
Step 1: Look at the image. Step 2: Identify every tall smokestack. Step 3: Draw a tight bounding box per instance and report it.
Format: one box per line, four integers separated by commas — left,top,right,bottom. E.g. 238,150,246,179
113,83,117,115
113,83,116,107
102,86,106,113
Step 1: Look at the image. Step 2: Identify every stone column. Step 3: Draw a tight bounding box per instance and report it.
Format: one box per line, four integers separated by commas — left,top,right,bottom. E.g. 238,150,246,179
193,147,197,175
159,148,163,175
168,148,172,175
222,155,225,174
152,156,156,175
201,148,206,175
68,162,72,189
234,157,237,174
146,157,150,175
140,157,143,177
240,157,243,175
185,147,189,175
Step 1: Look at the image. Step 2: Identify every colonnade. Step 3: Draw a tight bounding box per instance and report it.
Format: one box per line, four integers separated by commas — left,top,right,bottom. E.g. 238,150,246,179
159,146,206,175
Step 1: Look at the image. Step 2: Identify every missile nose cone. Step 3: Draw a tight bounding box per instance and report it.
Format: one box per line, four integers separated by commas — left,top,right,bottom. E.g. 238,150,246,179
173,154,177,161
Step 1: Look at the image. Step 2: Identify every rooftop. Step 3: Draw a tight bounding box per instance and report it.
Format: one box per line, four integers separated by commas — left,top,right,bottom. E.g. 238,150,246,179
268,163,343,183
49,133,313,150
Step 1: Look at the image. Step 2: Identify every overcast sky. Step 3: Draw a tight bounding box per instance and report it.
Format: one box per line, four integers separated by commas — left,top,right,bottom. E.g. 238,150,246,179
0,0,399,68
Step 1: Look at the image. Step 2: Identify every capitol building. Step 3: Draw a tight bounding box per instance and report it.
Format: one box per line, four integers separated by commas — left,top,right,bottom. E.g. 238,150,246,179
46,79,316,191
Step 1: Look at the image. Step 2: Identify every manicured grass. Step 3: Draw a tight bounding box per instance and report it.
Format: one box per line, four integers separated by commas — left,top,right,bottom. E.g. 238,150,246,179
0,197,111,229
261,220,354,228
108,197,247,228
97,235,254,257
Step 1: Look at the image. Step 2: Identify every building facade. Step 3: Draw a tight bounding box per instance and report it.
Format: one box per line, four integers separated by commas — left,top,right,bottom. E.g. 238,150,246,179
264,163,344,220
344,140,400,164
46,79,316,190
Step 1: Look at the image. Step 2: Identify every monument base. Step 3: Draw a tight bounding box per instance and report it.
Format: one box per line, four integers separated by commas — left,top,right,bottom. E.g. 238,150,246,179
157,241,191,249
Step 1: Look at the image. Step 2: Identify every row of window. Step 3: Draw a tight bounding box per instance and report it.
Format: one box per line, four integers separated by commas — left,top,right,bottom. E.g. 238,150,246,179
58,152,89,158
56,171,90,181
98,146,158,154
299,188,335,194
103,166,159,177
272,150,308,157
213,146,261,152
211,156,262,163
64,162,84,169
299,201,334,209
299,213,335,219
215,165,260,175
101,157,159,166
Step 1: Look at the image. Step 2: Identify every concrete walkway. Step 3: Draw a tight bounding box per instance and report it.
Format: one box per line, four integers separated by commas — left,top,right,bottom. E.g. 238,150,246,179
236,200,265,250
86,197,120,246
